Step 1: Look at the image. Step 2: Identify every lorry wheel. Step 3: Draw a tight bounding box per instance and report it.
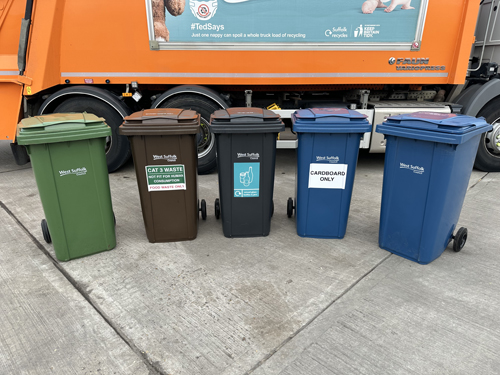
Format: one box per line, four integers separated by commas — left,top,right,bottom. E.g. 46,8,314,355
53,97,131,172
474,99,500,172
158,94,220,174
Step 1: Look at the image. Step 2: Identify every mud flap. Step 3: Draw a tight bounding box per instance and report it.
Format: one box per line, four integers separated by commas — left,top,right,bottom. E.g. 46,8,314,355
0,83,29,164
0,82,23,141
10,142,30,165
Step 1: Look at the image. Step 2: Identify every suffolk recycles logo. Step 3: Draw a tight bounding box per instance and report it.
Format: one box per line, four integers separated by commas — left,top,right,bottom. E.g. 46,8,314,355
59,167,88,177
190,0,218,20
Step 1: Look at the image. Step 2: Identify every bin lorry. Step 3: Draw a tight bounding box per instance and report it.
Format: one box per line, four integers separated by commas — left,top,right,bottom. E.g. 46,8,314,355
1,0,500,173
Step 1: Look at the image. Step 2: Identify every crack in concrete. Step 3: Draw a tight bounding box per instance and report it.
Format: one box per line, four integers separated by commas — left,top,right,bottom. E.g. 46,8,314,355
244,253,393,375
0,200,166,375
468,172,490,191
0,167,32,174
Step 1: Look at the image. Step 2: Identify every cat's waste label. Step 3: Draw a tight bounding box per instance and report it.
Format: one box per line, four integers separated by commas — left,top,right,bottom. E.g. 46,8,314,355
146,165,186,191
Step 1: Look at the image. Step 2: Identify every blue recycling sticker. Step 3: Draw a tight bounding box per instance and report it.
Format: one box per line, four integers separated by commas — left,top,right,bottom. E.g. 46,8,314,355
234,163,260,198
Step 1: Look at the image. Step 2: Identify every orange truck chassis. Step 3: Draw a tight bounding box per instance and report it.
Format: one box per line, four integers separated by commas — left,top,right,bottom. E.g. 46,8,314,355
1,0,500,172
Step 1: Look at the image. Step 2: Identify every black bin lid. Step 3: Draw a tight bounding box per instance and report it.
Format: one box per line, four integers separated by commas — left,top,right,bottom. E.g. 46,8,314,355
210,108,285,134
119,109,200,136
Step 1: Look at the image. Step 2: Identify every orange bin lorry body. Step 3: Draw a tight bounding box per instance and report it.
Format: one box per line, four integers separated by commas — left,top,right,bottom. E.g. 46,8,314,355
2,0,500,172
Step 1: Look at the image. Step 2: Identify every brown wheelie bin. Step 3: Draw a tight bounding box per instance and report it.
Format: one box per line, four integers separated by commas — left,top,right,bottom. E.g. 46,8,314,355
119,109,206,243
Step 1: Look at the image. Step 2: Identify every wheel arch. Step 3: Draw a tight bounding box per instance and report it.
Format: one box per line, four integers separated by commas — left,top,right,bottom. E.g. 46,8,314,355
454,78,500,117
38,86,132,118
150,85,229,109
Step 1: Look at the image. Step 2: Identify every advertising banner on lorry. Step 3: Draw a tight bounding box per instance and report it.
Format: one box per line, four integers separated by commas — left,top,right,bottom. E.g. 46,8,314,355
147,0,428,50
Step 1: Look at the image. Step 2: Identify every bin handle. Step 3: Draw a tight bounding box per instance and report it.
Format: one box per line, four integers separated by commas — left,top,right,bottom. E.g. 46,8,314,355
388,120,476,133
44,123,87,132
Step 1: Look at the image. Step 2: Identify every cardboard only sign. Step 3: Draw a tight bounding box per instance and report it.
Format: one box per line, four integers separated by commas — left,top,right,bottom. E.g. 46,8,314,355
308,163,348,189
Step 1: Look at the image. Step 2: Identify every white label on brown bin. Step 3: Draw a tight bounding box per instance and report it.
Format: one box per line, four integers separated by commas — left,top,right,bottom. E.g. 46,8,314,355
146,165,186,191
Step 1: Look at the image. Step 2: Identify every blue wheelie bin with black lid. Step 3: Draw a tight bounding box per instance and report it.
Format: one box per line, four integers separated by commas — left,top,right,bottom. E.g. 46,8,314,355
376,111,492,264
289,108,371,238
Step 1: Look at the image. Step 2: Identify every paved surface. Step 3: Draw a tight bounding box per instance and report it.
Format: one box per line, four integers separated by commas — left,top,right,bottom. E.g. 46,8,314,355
0,140,498,375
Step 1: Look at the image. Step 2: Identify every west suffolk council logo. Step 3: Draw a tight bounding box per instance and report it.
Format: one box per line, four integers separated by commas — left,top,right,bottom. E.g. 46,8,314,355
59,167,88,177
153,154,177,162
190,0,218,20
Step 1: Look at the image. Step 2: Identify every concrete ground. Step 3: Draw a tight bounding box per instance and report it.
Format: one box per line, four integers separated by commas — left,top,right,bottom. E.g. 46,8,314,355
0,140,499,375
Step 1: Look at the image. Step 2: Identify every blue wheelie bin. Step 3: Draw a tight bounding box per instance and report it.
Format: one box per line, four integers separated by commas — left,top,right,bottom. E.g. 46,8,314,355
288,108,371,238
376,111,492,264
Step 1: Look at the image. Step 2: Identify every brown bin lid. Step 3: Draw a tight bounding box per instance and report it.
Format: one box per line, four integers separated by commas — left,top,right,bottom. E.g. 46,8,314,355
119,109,200,136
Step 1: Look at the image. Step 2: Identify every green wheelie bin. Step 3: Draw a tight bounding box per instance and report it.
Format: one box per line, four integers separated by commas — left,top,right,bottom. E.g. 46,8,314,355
16,113,116,261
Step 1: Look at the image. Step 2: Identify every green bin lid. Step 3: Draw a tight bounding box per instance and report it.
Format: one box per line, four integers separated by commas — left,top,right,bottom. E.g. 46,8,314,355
17,113,111,145
119,109,200,136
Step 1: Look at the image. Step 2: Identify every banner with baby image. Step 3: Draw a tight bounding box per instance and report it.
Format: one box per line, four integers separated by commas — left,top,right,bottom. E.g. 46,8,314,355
147,0,427,49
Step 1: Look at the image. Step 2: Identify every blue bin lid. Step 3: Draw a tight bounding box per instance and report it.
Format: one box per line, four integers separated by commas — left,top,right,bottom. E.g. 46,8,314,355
376,111,492,145
292,108,371,134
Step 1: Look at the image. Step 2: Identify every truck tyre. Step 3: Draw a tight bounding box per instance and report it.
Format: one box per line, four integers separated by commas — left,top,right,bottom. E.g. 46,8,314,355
53,97,131,172
158,94,220,174
474,98,500,172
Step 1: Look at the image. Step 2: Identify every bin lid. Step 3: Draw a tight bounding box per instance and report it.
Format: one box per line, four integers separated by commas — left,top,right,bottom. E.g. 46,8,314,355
292,108,371,134
209,108,285,134
17,113,111,145
376,111,492,145
119,109,200,136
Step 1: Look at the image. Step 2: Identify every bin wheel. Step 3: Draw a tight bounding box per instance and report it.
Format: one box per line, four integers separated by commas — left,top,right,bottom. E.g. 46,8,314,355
271,200,274,218
200,199,207,220
453,227,468,252
215,198,220,220
287,197,295,218
113,212,116,226
41,219,52,244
